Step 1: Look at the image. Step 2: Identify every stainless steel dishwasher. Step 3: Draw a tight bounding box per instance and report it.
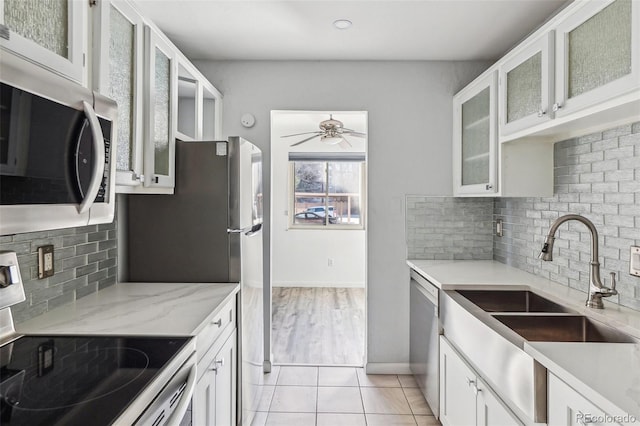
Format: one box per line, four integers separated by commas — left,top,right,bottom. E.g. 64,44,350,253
409,269,440,418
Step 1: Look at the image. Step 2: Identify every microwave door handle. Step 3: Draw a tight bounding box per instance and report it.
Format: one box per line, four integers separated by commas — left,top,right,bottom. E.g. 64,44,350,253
77,101,106,214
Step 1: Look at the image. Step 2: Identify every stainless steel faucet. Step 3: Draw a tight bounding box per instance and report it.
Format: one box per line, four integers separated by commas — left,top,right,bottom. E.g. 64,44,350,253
538,214,617,309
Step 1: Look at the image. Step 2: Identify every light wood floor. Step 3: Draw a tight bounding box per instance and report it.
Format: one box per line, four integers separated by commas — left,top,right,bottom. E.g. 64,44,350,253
272,287,365,366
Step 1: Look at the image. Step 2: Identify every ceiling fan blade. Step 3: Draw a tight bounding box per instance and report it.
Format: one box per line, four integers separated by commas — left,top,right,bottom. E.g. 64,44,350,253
282,131,323,138
343,131,366,138
339,138,352,149
290,134,322,146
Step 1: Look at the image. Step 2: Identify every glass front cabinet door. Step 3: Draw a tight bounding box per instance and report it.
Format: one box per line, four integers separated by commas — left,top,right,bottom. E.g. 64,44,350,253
94,0,145,188
143,25,177,191
0,0,87,83
453,71,498,196
554,0,640,118
499,32,554,136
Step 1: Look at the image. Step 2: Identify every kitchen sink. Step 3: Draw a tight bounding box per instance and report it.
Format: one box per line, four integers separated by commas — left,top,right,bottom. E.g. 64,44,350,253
493,315,637,343
457,290,575,313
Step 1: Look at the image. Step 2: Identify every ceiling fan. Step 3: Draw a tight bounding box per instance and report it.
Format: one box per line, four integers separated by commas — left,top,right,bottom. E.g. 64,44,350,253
282,115,366,149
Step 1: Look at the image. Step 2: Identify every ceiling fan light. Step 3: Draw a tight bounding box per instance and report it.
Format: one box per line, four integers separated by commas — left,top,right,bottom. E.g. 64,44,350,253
321,135,343,145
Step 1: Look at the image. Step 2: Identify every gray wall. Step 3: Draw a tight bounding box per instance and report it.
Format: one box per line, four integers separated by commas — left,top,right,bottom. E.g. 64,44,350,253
406,196,493,260
495,121,640,311
193,60,490,367
1,221,118,324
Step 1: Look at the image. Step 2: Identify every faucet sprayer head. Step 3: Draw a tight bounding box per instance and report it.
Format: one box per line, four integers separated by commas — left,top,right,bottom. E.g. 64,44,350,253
539,236,555,261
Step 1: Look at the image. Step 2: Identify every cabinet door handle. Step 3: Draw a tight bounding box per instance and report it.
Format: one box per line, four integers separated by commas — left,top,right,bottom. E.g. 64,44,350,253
466,377,475,387
212,318,222,327
485,184,493,191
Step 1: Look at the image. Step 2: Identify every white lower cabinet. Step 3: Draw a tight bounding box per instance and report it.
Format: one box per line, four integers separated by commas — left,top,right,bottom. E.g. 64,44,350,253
440,336,522,426
193,329,237,426
547,373,612,426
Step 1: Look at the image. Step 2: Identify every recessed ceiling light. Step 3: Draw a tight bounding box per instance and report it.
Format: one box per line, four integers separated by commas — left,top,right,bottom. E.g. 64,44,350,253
333,19,352,30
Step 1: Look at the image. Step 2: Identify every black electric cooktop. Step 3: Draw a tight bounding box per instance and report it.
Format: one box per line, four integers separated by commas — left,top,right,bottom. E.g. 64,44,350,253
0,335,190,426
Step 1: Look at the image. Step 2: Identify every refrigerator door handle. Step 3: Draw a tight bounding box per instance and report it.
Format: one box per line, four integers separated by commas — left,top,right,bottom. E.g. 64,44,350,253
227,223,262,237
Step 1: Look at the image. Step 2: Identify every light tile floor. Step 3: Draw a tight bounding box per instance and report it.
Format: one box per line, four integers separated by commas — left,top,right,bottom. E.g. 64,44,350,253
251,366,441,426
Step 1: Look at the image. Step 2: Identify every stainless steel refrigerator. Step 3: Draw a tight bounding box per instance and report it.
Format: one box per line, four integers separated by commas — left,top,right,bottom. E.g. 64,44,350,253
127,137,264,426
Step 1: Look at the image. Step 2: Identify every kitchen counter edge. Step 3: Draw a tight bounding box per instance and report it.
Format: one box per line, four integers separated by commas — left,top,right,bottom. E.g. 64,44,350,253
15,282,240,337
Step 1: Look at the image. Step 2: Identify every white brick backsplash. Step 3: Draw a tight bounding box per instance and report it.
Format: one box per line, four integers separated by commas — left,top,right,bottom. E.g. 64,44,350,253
579,151,605,163
493,120,640,311
591,159,618,172
406,196,493,261
604,145,634,159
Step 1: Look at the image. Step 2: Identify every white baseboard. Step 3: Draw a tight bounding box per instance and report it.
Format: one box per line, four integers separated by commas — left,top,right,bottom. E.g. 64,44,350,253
365,362,412,375
273,281,365,288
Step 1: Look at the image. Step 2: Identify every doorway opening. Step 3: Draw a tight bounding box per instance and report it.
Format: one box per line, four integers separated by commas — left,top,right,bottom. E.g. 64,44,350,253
269,110,367,366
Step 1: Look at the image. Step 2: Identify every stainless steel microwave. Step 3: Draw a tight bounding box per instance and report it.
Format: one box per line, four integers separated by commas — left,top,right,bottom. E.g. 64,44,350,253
0,54,117,236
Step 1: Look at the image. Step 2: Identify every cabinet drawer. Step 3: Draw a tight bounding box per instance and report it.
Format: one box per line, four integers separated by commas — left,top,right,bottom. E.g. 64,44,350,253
196,297,236,361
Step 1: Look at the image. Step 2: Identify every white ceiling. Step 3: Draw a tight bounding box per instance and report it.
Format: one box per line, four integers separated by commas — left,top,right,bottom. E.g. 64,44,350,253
133,0,568,61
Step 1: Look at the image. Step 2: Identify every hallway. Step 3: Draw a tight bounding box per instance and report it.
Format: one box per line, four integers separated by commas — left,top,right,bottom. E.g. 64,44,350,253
272,287,365,365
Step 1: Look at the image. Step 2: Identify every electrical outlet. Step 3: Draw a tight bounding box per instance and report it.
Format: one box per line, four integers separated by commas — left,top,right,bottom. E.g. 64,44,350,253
37,245,54,279
630,246,640,277
495,219,503,237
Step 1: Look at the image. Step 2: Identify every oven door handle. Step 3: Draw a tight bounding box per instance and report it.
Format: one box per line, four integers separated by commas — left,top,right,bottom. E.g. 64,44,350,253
77,101,105,214
166,355,197,426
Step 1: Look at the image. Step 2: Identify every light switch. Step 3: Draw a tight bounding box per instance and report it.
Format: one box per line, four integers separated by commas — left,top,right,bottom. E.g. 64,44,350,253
630,246,640,278
37,245,54,279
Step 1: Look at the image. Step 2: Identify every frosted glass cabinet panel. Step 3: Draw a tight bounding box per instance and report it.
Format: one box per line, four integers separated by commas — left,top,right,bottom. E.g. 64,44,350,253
144,25,176,189
0,0,86,82
461,88,490,186
4,0,68,57
93,0,145,188
453,71,498,196
153,48,171,176
554,0,640,117
499,32,554,136
507,53,541,122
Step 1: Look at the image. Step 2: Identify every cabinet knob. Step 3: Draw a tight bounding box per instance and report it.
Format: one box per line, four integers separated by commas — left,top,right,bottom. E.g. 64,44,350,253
212,318,223,327
133,173,144,182
485,184,493,191
552,103,562,112
537,108,546,117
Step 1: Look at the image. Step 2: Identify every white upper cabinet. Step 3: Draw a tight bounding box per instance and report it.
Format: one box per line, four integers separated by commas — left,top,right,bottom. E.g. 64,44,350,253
553,0,639,118
499,32,554,136
93,0,145,188
4,0,222,194
177,60,199,141
176,56,223,142
453,71,498,197
0,0,87,84
143,25,177,191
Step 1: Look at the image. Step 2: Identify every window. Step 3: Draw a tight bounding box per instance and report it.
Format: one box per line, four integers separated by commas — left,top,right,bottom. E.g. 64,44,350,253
289,153,365,228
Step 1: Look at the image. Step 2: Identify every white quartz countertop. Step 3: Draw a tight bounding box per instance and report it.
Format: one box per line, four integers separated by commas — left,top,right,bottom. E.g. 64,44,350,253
526,342,640,419
407,259,640,418
16,282,239,337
